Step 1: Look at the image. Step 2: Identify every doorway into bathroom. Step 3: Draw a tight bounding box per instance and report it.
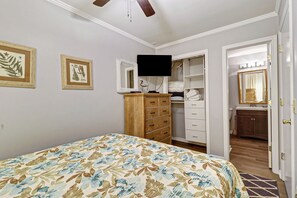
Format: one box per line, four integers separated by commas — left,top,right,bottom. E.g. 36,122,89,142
227,43,272,175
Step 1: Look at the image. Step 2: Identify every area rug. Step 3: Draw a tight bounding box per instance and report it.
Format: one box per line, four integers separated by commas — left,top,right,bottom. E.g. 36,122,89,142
240,173,280,197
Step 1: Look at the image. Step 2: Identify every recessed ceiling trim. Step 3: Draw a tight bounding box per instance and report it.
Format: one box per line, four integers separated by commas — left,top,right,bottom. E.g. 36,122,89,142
275,0,281,14
46,0,155,49
156,12,278,50
279,0,289,30
47,0,278,51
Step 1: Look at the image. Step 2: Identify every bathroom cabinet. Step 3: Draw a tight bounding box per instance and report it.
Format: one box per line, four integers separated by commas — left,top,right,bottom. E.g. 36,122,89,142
236,110,268,140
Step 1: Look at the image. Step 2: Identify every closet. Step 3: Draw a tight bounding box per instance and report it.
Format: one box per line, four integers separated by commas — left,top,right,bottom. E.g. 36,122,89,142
169,55,207,145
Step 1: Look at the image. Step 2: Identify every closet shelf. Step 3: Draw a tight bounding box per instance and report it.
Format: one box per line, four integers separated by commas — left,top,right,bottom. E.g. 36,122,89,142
171,100,184,104
184,73,204,78
184,87,204,89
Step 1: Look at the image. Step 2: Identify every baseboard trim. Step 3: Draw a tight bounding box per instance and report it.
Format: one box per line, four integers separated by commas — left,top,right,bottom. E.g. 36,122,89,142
172,136,206,147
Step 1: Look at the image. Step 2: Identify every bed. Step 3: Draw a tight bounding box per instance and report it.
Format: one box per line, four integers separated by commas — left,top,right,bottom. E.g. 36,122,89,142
0,133,248,197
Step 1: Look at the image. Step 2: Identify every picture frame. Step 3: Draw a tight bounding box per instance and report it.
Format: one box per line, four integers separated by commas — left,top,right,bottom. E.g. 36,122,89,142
61,55,93,90
0,40,36,88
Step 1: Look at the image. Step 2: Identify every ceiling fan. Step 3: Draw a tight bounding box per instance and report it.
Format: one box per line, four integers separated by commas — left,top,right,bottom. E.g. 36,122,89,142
93,0,155,17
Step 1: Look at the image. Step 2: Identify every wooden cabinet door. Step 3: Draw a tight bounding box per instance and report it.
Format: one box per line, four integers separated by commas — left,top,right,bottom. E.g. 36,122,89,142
237,115,254,137
254,114,268,140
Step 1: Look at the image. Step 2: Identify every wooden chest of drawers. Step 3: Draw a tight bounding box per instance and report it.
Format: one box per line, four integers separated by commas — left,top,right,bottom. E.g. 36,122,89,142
124,93,172,144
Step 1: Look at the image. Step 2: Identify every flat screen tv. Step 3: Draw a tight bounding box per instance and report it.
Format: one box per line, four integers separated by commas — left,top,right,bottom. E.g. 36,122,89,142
137,55,172,76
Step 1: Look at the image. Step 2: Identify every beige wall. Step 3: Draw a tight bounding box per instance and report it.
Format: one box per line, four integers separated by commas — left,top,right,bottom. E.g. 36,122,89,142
0,0,154,160
156,17,278,156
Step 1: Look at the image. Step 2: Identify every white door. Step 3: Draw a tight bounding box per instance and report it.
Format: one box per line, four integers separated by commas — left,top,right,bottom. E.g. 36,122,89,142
279,2,296,196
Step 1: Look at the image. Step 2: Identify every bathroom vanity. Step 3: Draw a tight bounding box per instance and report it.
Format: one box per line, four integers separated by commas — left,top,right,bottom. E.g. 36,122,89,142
236,107,268,140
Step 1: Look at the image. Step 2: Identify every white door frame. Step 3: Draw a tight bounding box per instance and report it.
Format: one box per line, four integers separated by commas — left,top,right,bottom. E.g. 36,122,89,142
222,35,279,174
278,0,289,181
288,0,296,195
171,49,210,155
278,31,285,181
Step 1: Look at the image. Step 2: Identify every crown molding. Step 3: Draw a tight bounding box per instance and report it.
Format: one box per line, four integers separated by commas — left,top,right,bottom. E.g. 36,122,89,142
155,12,278,50
46,0,155,49
275,0,281,15
279,0,289,30
46,0,278,51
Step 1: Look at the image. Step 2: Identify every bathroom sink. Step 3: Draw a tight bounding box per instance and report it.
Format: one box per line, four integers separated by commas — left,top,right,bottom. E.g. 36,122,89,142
236,106,268,111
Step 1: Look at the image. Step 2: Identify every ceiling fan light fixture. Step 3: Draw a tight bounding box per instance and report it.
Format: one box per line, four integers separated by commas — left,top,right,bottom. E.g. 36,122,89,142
93,0,155,18
93,0,110,7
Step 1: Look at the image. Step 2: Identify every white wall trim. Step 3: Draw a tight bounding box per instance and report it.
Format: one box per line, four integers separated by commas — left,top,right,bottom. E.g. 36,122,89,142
46,0,278,51
172,136,189,143
172,49,210,155
222,35,279,174
288,0,296,195
275,0,281,15
156,12,278,50
172,50,207,61
277,31,285,181
204,50,210,155
172,137,206,147
279,0,289,31
46,0,155,49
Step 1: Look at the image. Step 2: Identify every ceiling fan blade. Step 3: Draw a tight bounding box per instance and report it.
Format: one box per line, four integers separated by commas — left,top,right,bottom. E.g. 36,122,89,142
93,0,110,7
136,0,155,17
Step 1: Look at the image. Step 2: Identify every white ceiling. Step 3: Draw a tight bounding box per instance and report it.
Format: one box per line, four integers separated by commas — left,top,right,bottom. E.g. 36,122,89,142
57,0,277,47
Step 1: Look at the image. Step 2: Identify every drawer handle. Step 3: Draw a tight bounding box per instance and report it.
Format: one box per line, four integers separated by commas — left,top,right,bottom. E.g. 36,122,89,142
192,136,198,138
164,132,168,135
149,124,155,127
162,101,167,103
192,124,198,126
162,110,167,112
150,112,156,115
191,104,197,106
163,121,168,123
150,101,156,104
192,113,197,115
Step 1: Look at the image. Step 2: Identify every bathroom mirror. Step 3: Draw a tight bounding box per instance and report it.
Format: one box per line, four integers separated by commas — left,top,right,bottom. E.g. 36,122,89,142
116,59,138,93
238,69,267,104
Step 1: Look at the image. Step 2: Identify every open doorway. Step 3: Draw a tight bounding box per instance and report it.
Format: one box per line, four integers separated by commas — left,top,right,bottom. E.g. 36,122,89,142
227,44,271,175
222,36,279,175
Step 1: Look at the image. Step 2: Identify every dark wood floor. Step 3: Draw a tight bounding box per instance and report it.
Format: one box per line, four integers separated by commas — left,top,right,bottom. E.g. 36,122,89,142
230,135,287,198
172,136,287,198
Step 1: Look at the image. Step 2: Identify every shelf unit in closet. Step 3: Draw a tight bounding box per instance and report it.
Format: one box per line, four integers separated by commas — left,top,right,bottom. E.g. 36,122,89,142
183,56,206,144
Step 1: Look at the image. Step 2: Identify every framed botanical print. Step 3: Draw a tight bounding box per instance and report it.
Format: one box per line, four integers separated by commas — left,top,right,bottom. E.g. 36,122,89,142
0,41,36,88
61,55,93,90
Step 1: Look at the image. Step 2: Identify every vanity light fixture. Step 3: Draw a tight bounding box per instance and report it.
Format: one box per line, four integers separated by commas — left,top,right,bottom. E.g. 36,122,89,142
239,61,266,69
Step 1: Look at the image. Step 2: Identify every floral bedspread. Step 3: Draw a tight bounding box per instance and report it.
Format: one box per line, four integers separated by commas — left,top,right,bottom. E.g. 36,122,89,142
0,133,248,197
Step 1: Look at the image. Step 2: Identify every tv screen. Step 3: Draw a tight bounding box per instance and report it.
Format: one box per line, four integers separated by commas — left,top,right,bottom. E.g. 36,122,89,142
137,55,172,76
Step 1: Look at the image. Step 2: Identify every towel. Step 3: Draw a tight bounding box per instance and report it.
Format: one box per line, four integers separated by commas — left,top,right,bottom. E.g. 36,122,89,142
169,92,184,97
188,95,203,101
169,87,184,92
186,89,200,98
171,96,184,100
168,81,184,88
168,81,184,92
